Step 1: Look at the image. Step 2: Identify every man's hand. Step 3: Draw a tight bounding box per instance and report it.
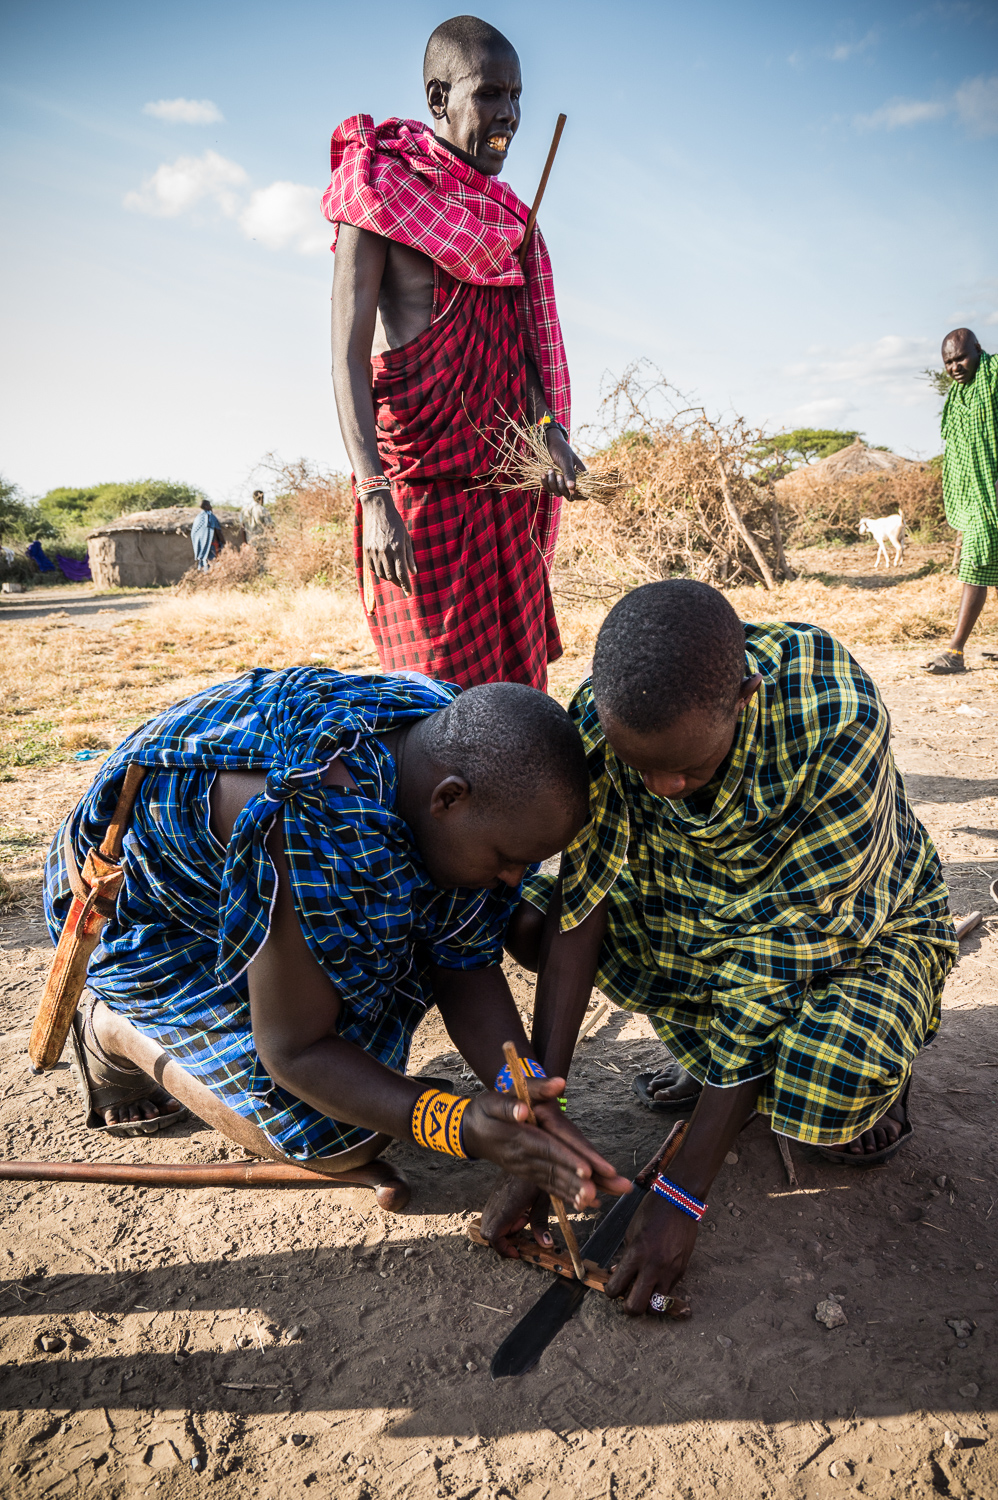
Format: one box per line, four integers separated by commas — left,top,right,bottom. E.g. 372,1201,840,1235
541,427,586,500
463,1077,629,1214
362,489,417,594
605,1191,698,1314
480,1173,551,1257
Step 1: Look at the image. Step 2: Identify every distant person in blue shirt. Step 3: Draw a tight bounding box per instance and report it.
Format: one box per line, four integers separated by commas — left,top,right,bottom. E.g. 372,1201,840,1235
190,499,225,570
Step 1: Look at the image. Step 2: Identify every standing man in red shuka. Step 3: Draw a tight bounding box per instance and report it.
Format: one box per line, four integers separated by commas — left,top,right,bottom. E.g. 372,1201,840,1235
323,15,583,690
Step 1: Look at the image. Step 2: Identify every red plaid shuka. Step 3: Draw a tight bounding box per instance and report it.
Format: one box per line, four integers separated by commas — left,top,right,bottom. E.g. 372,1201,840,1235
351,266,562,689
322,114,570,688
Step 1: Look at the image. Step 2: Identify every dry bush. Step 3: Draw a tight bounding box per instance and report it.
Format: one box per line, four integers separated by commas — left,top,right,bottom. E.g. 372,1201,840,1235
551,364,793,596
260,455,356,587
779,463,946,545
176,542,263,594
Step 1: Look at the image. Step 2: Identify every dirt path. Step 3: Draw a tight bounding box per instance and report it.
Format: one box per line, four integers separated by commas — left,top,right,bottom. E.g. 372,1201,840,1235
1,635,996,1499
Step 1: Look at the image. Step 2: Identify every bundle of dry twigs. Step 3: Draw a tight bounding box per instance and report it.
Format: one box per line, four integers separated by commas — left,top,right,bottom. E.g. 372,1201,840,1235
490,418,624,506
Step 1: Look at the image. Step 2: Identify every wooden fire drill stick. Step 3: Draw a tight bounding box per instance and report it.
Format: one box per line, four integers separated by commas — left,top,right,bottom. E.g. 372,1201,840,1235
502,1041,586,1282
517,114,567,268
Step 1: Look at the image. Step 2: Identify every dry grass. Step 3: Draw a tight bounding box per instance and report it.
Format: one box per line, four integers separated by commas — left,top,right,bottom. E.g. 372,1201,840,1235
175,542,264,593
0,547,993,771
0,586,378,768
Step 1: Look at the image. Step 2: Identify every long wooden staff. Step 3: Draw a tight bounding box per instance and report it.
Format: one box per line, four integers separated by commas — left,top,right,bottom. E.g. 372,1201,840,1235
517,114,567,268
502,1041,586,1281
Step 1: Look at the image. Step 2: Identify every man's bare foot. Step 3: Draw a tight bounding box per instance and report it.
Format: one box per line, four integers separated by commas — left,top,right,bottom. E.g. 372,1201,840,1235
70,998,188,1138
632,1059,702,1112
821,1084,912,1164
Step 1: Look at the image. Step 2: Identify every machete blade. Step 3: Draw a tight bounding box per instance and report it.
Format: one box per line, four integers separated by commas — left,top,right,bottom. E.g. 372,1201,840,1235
489,1182,645,1379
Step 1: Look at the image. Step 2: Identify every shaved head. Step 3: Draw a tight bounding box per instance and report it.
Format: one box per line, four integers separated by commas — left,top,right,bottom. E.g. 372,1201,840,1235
423,16,517,84
942,327,981,356
942,327,983,385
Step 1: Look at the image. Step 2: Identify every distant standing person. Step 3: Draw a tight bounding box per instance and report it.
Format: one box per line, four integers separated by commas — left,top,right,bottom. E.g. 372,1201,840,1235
924,328,998,674
323,15,582,690
191,499,225,571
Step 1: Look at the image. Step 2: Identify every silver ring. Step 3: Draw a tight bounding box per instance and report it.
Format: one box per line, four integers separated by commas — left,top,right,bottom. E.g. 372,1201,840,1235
649,1292,667,1313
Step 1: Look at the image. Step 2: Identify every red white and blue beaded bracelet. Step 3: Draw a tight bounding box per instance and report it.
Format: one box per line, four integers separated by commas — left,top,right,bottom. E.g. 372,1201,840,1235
650,1174,708,1221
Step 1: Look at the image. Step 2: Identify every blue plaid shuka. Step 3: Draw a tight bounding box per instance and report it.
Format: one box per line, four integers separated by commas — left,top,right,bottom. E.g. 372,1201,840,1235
43,668,519,1161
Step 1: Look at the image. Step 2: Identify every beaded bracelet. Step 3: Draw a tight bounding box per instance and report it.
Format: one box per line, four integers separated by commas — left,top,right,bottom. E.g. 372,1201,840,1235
495,1056,547,1094
650,1174,708,1221
494,1056,567,1113
536,412,570,442
411,1088,471,1158
357,474,391,495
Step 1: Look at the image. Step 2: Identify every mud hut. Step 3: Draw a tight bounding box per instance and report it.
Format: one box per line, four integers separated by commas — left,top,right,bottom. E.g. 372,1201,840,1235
775,440,917,498
87,508,245,587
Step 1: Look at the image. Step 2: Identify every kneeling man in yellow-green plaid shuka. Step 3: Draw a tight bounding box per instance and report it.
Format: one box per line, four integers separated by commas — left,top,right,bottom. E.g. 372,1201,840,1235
483,580,958,1315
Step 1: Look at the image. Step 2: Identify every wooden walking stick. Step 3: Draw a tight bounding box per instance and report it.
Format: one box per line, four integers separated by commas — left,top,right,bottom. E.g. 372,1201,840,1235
29,765,146,1071
517,114,567,268
502,1041,586,1282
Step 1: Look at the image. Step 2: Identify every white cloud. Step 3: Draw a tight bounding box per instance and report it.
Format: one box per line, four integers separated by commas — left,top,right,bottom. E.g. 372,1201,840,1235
829,31,877,62
124,150,248,217
238,181,327,255
954,74,998,136
856,97,947,130
125,151,325,255
986,311,998,326
782,336,939,422
143,97,224,125
856,73,998,135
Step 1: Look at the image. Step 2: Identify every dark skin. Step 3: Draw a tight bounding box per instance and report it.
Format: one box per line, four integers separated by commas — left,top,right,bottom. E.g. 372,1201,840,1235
485,678,909,1310
331,39,584,595
91,716,630,1208
939,329,992,655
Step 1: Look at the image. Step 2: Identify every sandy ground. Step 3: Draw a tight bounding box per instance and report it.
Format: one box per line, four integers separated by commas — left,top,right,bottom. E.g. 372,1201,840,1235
1,571,997,1499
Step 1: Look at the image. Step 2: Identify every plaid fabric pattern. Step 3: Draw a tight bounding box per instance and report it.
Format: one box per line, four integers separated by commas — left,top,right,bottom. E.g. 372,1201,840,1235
357,268,561,689
43,668,519,1161
322,114,570,564
942,352,998,586
524,623,957,1144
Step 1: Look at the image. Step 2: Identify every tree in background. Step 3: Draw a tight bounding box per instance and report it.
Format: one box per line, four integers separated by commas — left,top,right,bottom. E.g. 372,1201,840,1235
750,428,862,483
922,367,954,408
36,479,208,535
0,475,59,544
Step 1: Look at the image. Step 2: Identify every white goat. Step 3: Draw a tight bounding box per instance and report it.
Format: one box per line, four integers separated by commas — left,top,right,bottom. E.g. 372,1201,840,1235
858,510,906,568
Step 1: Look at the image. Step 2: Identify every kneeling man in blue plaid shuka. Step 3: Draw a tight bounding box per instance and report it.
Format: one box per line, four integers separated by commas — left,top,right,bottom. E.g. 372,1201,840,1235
43,668,629,1209
484,582,958,1314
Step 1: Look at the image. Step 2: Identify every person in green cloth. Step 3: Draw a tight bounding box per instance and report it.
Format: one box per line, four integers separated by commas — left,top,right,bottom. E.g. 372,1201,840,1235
924,327,998,674
483,581,958,1314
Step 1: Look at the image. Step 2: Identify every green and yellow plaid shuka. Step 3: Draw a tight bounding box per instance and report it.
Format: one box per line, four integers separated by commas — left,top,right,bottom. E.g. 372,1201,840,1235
525,623,957,1144
943,350,998,587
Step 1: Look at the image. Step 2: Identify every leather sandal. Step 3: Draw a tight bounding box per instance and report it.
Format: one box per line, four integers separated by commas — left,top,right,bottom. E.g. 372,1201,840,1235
68,994,189,1138
812,1077,912,1169
922,650,966,675
632,1061,703,1114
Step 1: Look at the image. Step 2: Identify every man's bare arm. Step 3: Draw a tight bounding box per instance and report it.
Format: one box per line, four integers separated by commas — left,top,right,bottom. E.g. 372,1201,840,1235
480,883,609,1253
330,224,416,593
246,817,617,1205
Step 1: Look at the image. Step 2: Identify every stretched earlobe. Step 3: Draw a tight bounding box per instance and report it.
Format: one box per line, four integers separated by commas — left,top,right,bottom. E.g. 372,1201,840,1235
426,78,450,121
738,673,763,705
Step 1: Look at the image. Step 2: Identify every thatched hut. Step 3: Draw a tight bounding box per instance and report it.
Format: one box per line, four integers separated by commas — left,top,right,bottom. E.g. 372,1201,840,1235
775,440,918,499
87,508,245,587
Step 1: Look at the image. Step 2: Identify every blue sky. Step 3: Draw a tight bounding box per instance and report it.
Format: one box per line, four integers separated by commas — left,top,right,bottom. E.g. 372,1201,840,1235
1,0,996,503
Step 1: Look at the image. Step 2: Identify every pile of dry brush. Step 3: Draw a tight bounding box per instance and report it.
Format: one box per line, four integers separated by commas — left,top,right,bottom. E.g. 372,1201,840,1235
549,365,944,597
177,367,946,600
550,366,795,596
